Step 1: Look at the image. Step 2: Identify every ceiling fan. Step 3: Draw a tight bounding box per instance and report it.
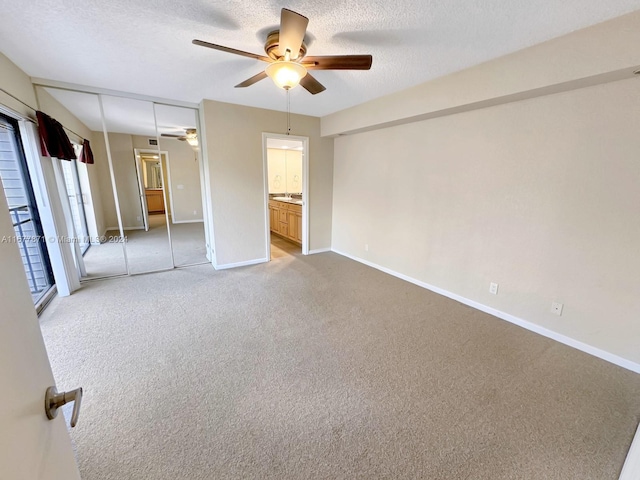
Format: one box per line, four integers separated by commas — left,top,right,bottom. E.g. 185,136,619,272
161,128,198,147
192,8,373,94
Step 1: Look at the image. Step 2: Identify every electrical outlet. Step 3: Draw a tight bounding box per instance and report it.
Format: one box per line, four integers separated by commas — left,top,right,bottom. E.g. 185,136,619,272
489,282,499,295
551,302,563,316
136,216,141,221
365,244,369,252
193,210,197,215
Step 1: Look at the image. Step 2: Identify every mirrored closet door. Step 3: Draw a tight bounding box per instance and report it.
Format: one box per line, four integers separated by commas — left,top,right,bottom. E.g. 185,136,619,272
35,85,209,279
101,95,173,274
154,104,208,267
40,87,128,279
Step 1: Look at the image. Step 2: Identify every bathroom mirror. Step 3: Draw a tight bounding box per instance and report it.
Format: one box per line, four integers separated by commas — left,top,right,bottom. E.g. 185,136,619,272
266,138,303,195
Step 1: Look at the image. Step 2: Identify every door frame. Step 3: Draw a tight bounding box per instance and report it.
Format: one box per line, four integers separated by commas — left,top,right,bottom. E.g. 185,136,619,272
261,132,309,258
134,149,151,231
134,148,170,231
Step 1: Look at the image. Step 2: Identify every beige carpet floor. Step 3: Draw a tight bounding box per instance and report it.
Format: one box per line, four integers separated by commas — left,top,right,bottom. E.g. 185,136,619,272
82,215,207,278
39,252,640,479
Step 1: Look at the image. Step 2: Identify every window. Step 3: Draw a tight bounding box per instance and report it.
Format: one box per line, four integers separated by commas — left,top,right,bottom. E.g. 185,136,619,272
0,114,55,304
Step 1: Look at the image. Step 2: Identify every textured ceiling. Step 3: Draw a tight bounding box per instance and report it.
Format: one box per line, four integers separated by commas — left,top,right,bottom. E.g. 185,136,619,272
2,1,640,117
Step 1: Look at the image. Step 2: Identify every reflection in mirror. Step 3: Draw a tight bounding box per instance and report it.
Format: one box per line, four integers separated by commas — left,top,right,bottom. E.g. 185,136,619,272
154,104,208,267
143,157,163,189
41,87,128,279
101,95,173,274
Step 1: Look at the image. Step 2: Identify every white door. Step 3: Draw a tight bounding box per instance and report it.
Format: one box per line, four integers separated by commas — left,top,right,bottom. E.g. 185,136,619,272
0,191,81,479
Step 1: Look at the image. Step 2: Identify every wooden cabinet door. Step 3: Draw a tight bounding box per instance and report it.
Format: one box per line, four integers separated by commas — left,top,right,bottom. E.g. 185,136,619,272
295,213,302,243
145,190,165,213
287,210,297,240
269,206,277,232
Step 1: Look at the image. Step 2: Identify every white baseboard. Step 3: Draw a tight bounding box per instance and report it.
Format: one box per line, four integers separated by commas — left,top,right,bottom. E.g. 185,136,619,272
106,225,145,231
620,422,640,480
331,248,640,374
309,248,331,254
172,219,204,224
214,257,268,270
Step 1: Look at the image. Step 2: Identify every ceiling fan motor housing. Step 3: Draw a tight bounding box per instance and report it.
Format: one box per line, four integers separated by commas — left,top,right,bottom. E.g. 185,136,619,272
265,30,307,60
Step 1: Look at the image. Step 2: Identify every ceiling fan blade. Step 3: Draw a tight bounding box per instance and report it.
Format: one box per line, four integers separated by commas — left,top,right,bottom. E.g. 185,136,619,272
235,71,268,88
161,133,187,141
192,39,271,63
300,73,326,95
305,55,373,70
279,9,308,60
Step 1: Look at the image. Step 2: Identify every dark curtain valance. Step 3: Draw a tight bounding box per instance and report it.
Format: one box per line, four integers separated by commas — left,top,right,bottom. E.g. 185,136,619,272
36,110,76,161
78,139,94,165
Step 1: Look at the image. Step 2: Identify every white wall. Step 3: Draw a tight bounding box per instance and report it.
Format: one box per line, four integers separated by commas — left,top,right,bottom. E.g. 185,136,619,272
332,77,640,366
0,52,37,119
201,100,333,266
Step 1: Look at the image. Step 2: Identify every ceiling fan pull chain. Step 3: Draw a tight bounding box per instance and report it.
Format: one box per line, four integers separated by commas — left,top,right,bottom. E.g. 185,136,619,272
286,88,291,135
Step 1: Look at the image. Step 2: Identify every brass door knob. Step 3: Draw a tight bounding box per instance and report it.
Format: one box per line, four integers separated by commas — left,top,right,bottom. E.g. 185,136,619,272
45,386,83,428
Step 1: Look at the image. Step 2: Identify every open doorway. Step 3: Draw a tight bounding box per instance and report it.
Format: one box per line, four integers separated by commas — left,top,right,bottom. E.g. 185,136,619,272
262,133,309,260
134,149,170,231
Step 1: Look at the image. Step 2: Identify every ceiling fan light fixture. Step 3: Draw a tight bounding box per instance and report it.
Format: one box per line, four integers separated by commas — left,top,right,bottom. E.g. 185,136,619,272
265,61,307,90
185,128,198,147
